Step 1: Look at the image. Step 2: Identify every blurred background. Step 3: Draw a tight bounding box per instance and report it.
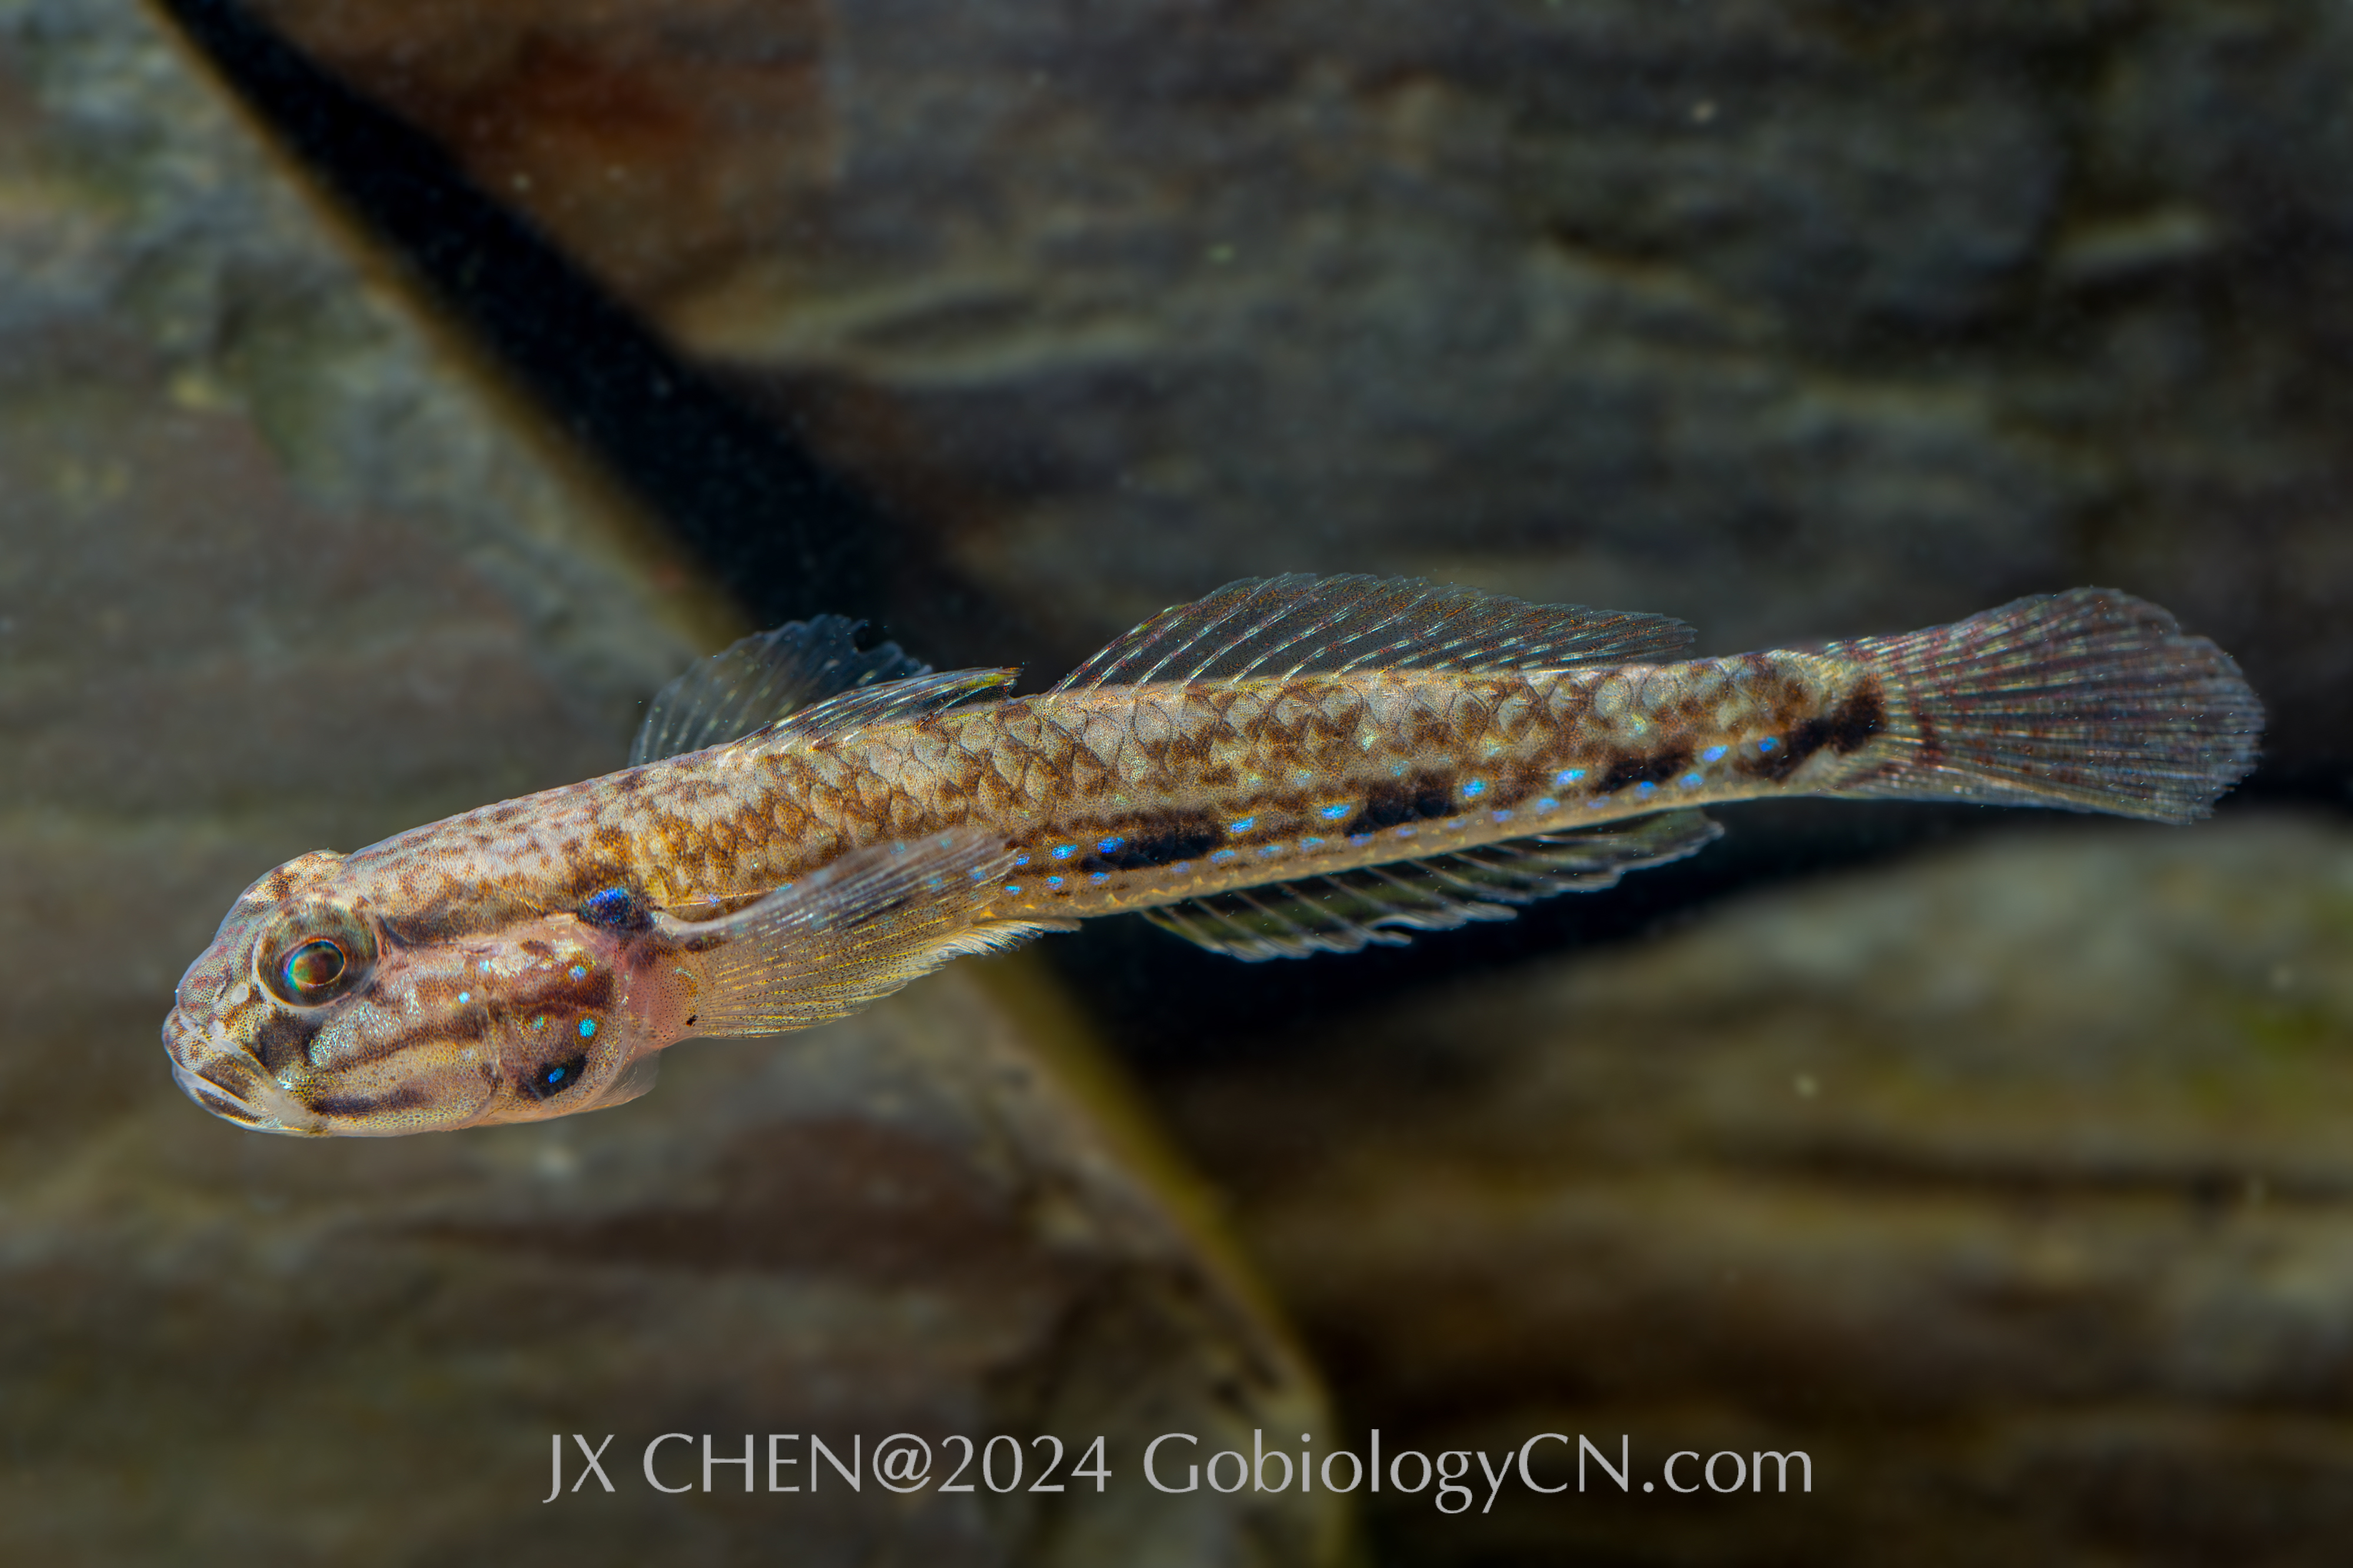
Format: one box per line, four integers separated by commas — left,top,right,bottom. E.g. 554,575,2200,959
3,0,2349,1562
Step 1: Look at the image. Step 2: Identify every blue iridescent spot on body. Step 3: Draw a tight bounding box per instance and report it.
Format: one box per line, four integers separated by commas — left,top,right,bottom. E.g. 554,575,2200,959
1395,826,1417,838
1045,874,1065,888
1013,853,1031,867
1051,844,1076,860
1701,745,1728,763
1302,835,1326,848
1319,803,1351,820
531,1014,546,1030
1537,797,1559,811
1004,883,1023,894
544,1063,569,1085
1635,781,1658,798
1210,848,1238,863
1228,816,1255,834
569,965,587,981
578,885,646,930
1462,779,1487,798
1556,768,1587,785
1258,844,1284,857
579,1018,596,1039
1097,837,1124,854
1491,809,1514,824
1090,872,1109,884
1759,737,1779,753
1680,773,1705,788
457,991,471,1004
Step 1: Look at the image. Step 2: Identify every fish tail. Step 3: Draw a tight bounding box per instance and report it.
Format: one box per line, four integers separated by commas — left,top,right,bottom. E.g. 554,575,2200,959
1829,588,2263,824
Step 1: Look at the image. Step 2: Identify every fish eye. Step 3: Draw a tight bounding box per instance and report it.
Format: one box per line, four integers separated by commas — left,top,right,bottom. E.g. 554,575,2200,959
255,904,377,1008
520,1052,590,1100
283,939,347,991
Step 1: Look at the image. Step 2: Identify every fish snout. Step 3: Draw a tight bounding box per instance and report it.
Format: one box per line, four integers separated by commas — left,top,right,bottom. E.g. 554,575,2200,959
160,1001,330,1136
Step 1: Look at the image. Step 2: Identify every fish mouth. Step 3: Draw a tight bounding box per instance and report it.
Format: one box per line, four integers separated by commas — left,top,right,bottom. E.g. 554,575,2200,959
161,1007,332,1136
162,1006,500,1137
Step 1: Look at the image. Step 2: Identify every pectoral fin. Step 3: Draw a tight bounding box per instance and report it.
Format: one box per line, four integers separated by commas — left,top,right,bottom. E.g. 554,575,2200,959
661,831,1048,1036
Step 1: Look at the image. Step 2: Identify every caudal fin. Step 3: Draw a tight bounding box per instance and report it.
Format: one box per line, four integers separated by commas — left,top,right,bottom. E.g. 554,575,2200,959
1828,589,2262,824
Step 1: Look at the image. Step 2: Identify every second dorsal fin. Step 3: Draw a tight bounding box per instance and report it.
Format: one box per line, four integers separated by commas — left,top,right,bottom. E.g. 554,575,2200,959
631,617,929,765
1053,574,1694,691
1142,810,1721,960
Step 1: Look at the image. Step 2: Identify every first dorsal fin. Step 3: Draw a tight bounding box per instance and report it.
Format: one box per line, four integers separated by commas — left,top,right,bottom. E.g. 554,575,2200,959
1053,574,1694,691
767,667,1019,743
1142,810,1722,960
631,616,929,765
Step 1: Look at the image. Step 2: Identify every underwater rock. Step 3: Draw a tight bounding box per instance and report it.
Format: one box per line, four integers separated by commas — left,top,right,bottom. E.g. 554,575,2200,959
0,0,730,1184
1159,814,2353,1564
0,5,1334,1563
6,955,1338,1566
246,0,2350,775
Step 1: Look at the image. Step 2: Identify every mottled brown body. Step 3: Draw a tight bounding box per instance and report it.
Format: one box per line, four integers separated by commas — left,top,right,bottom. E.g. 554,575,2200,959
331,650,1885,934
165,578,2262,1137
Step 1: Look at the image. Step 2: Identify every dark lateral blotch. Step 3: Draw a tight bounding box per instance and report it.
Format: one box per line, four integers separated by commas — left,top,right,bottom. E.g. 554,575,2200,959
1345,779,1457,835
1082,820,1224,873
1600,747,1693,794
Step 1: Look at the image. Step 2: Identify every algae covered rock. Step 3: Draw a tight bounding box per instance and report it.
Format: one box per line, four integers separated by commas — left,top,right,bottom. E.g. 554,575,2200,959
250,0,2352,777
1160,815,2353,1564
0,5,1338,1563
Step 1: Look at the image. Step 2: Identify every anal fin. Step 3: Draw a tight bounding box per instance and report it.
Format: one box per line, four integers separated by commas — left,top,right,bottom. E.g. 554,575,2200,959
1142,810,1721,961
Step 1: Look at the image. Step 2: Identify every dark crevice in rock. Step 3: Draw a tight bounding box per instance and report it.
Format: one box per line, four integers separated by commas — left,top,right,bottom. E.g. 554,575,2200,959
156,0,896,634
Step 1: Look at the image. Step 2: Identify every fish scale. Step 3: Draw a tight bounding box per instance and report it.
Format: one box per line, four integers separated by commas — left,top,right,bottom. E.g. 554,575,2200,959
162,574,2262,1136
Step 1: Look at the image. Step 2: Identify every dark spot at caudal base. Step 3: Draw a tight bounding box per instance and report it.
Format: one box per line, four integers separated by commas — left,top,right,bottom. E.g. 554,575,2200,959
1744,685,1886,783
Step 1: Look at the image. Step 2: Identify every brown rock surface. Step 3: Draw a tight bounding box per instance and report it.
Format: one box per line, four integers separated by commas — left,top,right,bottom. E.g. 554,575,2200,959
1159,815,2353,1564
0,4,1337,1563
251,0,2351,775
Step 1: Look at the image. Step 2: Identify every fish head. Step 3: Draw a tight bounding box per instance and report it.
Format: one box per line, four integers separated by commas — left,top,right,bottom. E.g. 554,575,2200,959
164,851,693,1137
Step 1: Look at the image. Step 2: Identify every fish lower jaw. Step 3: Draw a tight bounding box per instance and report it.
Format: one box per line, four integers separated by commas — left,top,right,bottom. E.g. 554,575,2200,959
167,1057,329,1137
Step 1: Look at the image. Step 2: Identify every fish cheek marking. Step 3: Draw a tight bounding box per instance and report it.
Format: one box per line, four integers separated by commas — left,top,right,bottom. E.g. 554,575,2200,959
517,1052,592,1102
307,1084,431,1121
248,1011,323,1076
